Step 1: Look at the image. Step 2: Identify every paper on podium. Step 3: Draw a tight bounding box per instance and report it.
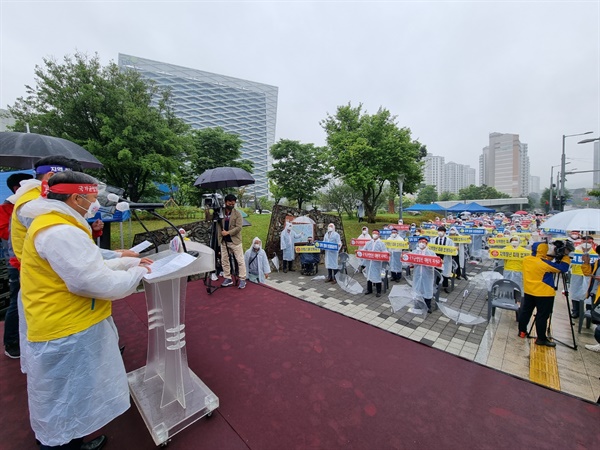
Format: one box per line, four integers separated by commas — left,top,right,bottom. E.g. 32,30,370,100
144,253,196,280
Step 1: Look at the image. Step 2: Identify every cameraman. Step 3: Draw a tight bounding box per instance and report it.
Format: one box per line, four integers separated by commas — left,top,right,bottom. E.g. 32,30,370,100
518,240,574,347
217,194,247,289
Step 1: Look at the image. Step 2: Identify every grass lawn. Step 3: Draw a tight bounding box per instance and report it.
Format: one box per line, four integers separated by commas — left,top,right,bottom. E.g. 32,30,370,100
109,211,434,255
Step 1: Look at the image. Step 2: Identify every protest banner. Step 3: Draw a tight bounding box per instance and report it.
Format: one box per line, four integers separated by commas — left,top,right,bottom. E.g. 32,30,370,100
449,235,472,244
314,241,339,251
295,246,321,253
350,238,370,246
488,248,531,260
355,250,390,262
401,253,442,268
382,239,409,250
569,253,600,265
427,243,458,256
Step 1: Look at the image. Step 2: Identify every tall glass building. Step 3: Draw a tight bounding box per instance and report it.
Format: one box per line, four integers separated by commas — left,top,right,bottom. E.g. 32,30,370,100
118,54,278,198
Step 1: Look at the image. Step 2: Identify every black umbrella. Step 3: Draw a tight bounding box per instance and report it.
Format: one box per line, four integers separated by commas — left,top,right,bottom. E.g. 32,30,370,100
0,132,103,169
194,166,255,189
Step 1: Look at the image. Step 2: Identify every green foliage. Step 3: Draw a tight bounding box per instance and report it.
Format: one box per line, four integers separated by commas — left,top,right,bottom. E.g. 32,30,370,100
8,52,191,201
320,182,362,218
588,189,600,202
267,139,330,209
439,191,458,201
458,184,511,200
321,103,424,222
416,185,438,204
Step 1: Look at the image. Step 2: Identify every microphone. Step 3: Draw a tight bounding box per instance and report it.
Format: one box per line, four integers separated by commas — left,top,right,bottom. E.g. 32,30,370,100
106,193,165,211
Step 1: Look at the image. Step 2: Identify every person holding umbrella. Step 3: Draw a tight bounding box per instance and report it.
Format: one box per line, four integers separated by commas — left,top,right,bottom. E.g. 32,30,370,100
217,194,247,289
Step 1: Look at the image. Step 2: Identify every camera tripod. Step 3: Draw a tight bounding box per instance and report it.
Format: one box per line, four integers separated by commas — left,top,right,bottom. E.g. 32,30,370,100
203,209,239,294
528,271,578,350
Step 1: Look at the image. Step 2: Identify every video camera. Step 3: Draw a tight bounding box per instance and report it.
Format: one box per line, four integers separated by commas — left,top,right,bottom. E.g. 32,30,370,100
202,193,225,219
550,239,575,263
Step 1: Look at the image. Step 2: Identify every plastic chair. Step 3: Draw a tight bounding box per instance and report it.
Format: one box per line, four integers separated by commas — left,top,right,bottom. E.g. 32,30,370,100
487,279,522,321
578,297,600,333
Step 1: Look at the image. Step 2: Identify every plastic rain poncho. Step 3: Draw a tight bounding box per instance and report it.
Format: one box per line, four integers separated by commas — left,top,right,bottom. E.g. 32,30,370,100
323,229,342,269
387,232,404,273
245,237,271,283
433,234,454,277
19,197,148,446
280,226,301,261
364,238,388,283
356,229,370,266
411,246,437,300
570,245,597,301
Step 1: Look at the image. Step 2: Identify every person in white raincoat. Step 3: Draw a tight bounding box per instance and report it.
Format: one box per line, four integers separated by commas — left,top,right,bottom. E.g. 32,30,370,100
448,227,464,280
323,223,342,282
280,222,302,272
502,235,525,291
245,237,271,283
569,235,596,318
19,171,152,449
433,226,454,293
411,236,437,313
356,226,370,270
387,228,404,282
363,230,388,297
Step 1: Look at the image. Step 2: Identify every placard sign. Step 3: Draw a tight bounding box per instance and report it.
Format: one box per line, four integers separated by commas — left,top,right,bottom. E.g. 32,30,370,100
382,239,409,250
569,253,600,265
457,227,486,235
449,235,472,244
351,238,370,246
355,250,390,262
314,241,339,251
423,229,439,237
427,244,458,256
295,246,321,253
401,253,442,268
488,248,531,260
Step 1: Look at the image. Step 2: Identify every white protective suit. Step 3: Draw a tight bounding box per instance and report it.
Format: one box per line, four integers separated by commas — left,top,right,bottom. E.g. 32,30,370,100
357,229,370,267
245,237,271,283
19,197,148,446
411,245,437,300
433,234,454,278
364,238,389,283
323,228,342,270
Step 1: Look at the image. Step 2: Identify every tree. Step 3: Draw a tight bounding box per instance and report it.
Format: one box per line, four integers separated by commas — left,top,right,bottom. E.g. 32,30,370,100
8,52,191,201
269,180,285,205
321,103,424,222
458,184,511,200
439,191,458,201
416,185,438,204
267,139,330,209
321,182,362,218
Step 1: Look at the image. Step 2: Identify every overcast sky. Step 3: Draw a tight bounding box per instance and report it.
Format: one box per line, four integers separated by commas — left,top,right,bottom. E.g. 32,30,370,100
1,1,598,191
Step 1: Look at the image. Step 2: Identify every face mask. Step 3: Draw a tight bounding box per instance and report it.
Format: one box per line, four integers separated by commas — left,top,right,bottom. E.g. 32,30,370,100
328,226,334,232
571,234,579,240
226,204,234,211
391,233,398,238
372,234,379,240
510,241,519,248
582,243,591,250
78,196,100,218
418,243,426,249
253,244,260,250
438,231,445,237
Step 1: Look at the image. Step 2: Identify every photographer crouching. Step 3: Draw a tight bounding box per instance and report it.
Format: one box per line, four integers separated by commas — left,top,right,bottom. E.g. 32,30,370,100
518,240,574,347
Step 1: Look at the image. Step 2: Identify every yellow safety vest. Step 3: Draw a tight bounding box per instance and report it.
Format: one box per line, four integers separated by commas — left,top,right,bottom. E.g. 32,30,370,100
21,211,111,342
10,186,41,262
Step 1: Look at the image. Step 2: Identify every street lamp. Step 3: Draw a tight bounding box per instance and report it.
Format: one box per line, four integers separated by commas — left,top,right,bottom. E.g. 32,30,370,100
578,137,600,144
397,174,405,222
550,162,570,210
560,131,593,211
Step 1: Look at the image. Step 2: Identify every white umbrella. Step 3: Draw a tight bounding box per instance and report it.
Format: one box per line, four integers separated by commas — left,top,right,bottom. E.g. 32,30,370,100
271,255,280,271
540,208,600,232
437,289,486,325
292,215,316,224
335,273,363,295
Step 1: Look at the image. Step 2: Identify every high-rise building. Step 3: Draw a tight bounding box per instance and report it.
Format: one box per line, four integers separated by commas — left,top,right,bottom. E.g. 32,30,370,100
529,175,541,194
423,153,444,194
118,54,278,198
480,132,530,197
0,108,15,131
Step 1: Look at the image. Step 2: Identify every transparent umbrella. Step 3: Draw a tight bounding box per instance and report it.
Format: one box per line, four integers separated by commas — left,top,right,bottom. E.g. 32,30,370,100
388,284,428,317
335,272,363,295
437,289,486,325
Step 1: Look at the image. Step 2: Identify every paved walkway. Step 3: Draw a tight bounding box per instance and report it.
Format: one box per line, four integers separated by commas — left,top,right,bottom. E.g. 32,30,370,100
264,259,600,403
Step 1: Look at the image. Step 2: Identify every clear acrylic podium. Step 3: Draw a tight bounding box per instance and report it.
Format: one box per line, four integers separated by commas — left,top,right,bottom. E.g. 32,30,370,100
127,244,218,446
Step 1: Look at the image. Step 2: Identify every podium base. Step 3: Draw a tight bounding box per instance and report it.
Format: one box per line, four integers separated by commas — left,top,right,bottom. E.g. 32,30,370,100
128,367,219,446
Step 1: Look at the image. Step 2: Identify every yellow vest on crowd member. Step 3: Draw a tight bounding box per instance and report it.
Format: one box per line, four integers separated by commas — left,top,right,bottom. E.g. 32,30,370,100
503,244,524,273
21,211,111,342
10,186,41,262
571,248,598,276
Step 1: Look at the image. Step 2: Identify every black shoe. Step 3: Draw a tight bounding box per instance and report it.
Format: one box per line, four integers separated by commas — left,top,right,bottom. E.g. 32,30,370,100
81,435,107,450
4,344,20,359
427,308,432,314
535,339,556,348
364,291,373,295
376,293,381,298
570,312,579,319
288,268,296,272
444,288,450,294
283,268,288,273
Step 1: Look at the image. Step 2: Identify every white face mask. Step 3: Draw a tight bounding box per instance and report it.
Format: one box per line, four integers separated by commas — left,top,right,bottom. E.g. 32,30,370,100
510,241,519,248
582,243,592,250
77,196,101,219
418,243,426,249
438,231,445,237
328,226,334,232
253,244,260,250
372,234,379,240
571,234,579,240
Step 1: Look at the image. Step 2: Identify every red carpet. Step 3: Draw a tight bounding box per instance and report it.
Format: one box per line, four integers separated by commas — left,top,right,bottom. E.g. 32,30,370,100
1,279,599,449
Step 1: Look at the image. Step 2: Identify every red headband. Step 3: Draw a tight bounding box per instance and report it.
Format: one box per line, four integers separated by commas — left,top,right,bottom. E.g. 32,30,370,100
42,182,98,198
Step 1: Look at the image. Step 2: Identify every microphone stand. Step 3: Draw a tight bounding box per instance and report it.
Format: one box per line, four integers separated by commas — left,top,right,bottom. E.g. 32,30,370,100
131,210,162,254
145,209,188,254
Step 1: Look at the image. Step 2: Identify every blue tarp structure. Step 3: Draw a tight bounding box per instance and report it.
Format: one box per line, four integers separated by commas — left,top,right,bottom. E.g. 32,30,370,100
0,170,35,203
405,203,446,212
446,202,495,213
